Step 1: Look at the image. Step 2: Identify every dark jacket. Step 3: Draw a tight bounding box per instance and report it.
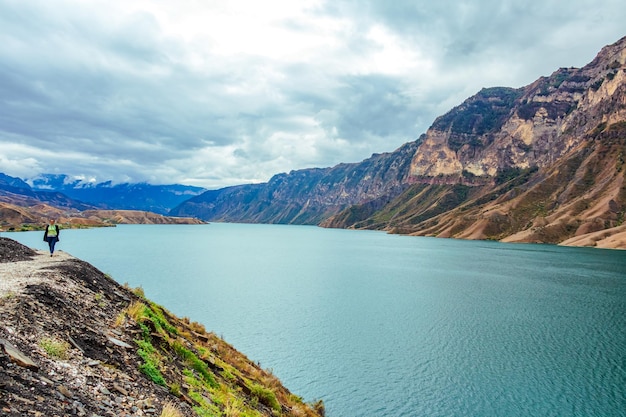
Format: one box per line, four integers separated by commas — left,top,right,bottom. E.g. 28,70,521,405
43,224,60,241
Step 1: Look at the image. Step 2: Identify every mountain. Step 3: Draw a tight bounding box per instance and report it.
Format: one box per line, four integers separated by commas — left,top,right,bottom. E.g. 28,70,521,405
170,141,418,224
172,36,626,249
31,175,206,215
1,173,96,211
0,174,205,230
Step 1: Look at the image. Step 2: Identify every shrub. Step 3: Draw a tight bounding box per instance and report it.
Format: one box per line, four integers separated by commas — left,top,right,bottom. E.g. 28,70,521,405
250,383,280,412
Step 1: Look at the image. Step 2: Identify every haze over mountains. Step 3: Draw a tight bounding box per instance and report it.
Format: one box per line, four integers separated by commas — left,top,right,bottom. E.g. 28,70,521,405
2,36,625,248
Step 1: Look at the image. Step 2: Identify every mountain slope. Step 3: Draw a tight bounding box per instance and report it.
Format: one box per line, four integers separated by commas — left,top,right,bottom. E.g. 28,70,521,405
171,141,419,224
326,36,626,248
151,36,626,248
31,175,206,215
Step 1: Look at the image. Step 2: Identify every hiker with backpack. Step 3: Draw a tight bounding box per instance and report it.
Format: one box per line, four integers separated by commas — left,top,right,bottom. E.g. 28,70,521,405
43,219,60,256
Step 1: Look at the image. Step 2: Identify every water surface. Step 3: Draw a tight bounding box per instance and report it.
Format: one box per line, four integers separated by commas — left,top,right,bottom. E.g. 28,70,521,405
7,224,626,416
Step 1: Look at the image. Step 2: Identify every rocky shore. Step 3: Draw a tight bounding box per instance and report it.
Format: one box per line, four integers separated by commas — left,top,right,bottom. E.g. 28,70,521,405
0,237,324,417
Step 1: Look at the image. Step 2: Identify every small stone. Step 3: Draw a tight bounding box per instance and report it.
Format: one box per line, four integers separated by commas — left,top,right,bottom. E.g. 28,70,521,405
39,375,54,385
57,385,73,398
113,383,129,396
107,336,132,349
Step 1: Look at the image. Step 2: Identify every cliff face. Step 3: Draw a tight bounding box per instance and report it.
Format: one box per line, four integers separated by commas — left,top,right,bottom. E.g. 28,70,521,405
408,37,626,182
171,141,419,225
174,36,626,248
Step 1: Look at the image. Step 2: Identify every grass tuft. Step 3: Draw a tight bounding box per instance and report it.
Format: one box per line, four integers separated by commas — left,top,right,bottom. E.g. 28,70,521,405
39,337,70,360
159,401,183,417
250,383,281,412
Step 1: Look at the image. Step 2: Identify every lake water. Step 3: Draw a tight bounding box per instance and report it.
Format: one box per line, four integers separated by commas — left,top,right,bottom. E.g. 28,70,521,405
6,224,626,416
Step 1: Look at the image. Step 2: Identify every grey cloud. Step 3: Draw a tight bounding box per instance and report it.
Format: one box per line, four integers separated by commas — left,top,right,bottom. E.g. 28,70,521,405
316,74,418,140
1,0,625,188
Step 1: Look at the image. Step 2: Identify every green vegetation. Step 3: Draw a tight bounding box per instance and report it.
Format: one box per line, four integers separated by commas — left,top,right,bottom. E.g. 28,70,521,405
39,337,70,360
137,339,167,386
250,383,281,412
122,294,324,417
171,340,217,387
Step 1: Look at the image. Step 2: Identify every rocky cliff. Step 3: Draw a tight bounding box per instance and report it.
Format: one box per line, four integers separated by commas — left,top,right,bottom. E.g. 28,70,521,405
0,237,324,416
170,141,419,225
173,36,626,249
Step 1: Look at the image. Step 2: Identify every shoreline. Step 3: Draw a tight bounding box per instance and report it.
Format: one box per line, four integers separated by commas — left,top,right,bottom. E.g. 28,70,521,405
0,237,324,417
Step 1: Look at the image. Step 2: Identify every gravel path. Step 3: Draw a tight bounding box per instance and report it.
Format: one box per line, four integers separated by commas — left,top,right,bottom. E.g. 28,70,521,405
0,237,73,297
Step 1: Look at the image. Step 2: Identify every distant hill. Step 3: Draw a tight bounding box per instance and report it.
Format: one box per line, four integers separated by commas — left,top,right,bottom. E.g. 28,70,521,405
172,36,626,249
30,174,206,215
0,174,205,230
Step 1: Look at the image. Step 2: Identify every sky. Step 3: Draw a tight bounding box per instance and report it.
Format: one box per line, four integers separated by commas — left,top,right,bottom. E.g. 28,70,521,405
1,0,625,189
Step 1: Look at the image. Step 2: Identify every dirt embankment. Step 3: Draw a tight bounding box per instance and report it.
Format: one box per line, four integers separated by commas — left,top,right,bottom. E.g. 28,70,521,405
0,238,324,417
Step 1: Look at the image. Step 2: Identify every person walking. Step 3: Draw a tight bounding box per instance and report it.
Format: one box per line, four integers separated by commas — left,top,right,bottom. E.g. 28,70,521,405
43,219,60,256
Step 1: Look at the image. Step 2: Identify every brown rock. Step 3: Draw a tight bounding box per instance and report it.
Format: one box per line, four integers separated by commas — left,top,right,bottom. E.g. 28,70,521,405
0,337,39,371
57,385,73,398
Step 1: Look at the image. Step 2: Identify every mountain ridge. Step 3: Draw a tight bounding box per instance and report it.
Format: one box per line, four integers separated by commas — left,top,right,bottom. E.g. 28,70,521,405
0,174,205,230
172,36,626,249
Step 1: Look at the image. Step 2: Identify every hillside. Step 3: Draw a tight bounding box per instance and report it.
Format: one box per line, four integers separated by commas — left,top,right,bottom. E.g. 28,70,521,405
0,202,205,231
0,174,205,231
30,175,206,216
173,36,626,249
0,237,324,416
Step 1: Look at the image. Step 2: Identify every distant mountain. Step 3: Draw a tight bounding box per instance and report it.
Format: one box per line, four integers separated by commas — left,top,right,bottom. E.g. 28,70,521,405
170,142,417,224
1,173,95,211
0,173,206,230
30,175,205,215
172,36,626,249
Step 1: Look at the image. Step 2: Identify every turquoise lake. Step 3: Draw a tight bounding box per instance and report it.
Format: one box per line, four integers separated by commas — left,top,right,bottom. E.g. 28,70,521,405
6,223,626,416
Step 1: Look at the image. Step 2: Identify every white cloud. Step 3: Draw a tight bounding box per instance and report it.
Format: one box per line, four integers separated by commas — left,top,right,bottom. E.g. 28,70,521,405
0,0,625,188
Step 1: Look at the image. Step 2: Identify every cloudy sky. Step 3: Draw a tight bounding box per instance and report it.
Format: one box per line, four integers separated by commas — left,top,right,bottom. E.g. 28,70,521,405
1,0,625,189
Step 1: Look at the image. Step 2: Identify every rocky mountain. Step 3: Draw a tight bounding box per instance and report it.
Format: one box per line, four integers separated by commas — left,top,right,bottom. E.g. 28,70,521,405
173,36,626,249
30,174,205,215
171,141,418,225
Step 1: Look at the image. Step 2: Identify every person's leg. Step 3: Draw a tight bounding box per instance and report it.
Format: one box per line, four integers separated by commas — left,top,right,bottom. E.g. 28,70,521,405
47,237,56,255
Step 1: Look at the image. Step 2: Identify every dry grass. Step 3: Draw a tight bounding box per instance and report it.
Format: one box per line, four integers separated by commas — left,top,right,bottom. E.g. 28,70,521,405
159,402,183,417
126,300,146,321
